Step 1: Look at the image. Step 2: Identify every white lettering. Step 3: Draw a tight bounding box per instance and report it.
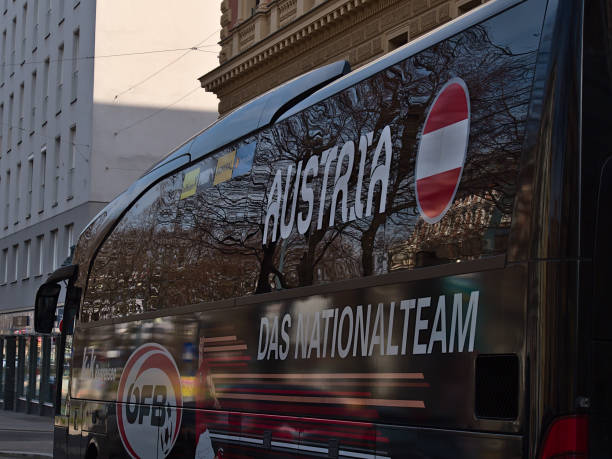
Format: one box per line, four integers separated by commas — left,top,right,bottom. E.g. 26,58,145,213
280,161,303,239
353,304,371,357
366,126,392,217
297,155,318,234
449,291,479,352
330,141,354,226
386,301,399,356
267,315,279,360
352,132,373,221
317,147,338,230
368,302,385,356
263,169,283,244
321,309,334,357
280,314,291,360
413,297,430,355
257,317,269,360
400,299,415,355
427,295,447,354
338,306,354,358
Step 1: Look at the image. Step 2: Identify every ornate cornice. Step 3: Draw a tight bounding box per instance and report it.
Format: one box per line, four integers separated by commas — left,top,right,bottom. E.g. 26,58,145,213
200,0,403,93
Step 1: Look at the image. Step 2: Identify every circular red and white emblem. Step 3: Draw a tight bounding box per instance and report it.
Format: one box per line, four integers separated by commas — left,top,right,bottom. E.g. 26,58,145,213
117,343,183,459
415,78,470,223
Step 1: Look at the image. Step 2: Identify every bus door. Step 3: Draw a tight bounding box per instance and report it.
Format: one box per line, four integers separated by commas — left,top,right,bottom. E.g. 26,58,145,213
34,264,81,458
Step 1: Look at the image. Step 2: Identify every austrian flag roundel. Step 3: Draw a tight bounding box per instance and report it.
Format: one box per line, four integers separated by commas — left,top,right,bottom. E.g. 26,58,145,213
415,78,470,223
116,343,182,459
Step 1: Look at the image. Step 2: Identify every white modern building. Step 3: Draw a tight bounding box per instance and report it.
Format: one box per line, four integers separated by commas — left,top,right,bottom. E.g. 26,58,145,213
0,0,219,329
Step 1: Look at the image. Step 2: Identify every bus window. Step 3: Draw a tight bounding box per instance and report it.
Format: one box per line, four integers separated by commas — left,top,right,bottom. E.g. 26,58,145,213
81,3,540,322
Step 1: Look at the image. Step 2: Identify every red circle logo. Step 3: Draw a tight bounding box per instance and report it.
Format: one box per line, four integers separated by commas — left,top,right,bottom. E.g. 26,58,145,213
116,343,182,459
415,78,470,223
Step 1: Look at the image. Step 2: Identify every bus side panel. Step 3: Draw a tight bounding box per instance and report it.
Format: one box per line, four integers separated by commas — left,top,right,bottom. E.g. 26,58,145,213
71,265,526,458
377,425,522,458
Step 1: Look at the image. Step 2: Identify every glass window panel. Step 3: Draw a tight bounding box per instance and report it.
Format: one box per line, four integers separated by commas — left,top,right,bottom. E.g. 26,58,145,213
46,335,56,404
80,5,541,321
15,337,24,397
0,338,4,400
22,336,29,397
33,336,41,401
59,335,71,416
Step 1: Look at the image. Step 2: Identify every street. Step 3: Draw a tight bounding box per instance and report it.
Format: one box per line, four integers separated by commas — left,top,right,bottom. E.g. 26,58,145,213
0,411,52,458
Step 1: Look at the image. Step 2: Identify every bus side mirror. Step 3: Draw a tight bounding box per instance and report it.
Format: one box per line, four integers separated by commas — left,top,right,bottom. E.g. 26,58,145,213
35,282,61,334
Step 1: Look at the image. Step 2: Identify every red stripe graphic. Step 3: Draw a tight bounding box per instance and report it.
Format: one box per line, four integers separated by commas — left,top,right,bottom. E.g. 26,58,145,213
422,83,468,134
218,387,372,397
416,167,462,219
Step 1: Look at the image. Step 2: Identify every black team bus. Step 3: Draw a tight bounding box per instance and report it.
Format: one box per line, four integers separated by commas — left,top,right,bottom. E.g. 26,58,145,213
33,0,612,457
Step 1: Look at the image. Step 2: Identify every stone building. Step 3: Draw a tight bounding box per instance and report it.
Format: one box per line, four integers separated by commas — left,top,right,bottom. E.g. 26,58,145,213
200,0,487,115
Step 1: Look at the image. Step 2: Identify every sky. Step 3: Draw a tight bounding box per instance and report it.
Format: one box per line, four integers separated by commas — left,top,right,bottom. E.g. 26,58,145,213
94,1,222,114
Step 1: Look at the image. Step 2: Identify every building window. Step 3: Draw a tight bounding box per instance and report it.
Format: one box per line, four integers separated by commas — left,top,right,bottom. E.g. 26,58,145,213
0,103,4,154
39,145,45,212
12,243,18,281
14,161,20,223
35,234,43,275
64,223,73,257
32,0,38,51
10,17,15,72
57,0,63,24
55,43,63,115
50,229,57,270
67,125,75,199
458,0,482,14
4,169,10,228
30,70,36,133
24,239,30,278
20,3,26,63
388,31,408,51
43,0,49,38
1,248,7,284
7,92,13,150
26,156,33,217
52,135,59,205
17,82,23,143
42,57,49,123
70,29,78,102
1,30,6,82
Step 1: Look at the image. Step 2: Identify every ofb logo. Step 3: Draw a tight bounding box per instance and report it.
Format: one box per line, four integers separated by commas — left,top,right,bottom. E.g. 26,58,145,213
117,343,183,459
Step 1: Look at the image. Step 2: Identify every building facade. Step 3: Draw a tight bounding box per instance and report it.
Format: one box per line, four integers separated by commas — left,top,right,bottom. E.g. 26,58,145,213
0,0,218,412
200,0,487,115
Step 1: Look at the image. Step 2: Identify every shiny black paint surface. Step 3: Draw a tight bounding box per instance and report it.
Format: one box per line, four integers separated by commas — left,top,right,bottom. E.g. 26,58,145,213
55,0,612,457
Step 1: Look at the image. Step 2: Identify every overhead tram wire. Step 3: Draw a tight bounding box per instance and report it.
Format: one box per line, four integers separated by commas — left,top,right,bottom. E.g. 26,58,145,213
113,86,201,136
0,44,219,70
113,30,221,102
